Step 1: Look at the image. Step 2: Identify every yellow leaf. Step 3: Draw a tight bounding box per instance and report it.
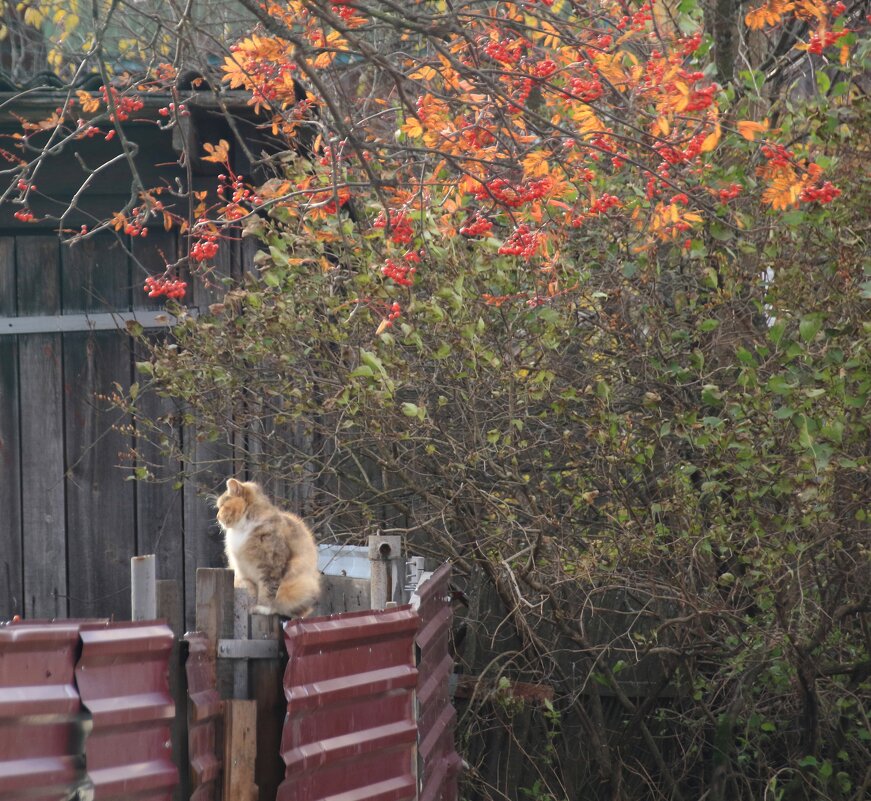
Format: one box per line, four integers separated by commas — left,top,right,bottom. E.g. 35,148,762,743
737,119,770,141
400,117,424,139
652,116,670,137
76,89,100,114
700,123,721,153
522,150,551,179
202,139,230,164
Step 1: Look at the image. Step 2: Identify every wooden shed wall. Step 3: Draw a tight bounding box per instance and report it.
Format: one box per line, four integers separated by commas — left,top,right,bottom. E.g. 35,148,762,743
0,229,248,626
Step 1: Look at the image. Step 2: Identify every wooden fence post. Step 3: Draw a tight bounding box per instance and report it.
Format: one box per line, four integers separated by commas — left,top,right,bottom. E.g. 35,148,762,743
223,700,258,801
131,554,157,620
196,568,236,698
250,612,286,801
157,579,189,801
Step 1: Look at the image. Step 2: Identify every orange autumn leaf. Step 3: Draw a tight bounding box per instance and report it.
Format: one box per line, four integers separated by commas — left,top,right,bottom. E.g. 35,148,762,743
745,0,794,28
700,123,722,153
522,150,551,179
737,119,770,141
202,139,230,164
76,89,100,114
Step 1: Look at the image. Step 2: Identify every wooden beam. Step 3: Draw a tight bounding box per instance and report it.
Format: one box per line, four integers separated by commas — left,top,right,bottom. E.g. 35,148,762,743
222,700,258,801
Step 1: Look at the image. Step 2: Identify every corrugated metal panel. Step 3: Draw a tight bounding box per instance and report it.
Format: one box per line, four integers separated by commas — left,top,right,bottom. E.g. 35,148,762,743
278,607,419,801
184,632,222,801
416,565,461,801
0,620,88,800
75,621,178,800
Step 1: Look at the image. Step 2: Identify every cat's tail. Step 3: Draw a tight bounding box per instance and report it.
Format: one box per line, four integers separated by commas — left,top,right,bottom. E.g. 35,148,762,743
274,572,321,618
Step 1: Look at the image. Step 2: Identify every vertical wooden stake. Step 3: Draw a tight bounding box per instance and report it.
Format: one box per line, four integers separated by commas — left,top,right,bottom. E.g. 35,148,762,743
233,587,253,699
223,700,259,801
195,568,236,698
250,612,285,801
157,579,189,801
131,554,157,620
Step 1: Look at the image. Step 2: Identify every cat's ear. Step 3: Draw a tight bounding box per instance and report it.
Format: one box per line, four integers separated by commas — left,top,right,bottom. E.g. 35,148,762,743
226,478,243,496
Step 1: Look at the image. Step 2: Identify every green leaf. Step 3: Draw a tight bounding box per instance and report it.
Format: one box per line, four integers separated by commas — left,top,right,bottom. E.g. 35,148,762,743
799,314,823,342
401,402,420,418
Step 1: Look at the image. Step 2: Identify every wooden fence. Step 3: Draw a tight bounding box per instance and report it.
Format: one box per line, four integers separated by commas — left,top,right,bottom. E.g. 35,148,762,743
0,229,261,628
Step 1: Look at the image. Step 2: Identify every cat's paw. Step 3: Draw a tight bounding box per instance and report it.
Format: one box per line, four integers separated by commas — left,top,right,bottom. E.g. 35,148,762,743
251,604,275,616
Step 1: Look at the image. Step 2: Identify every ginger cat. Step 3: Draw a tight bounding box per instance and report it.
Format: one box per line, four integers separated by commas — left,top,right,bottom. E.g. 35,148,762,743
216,478,321,617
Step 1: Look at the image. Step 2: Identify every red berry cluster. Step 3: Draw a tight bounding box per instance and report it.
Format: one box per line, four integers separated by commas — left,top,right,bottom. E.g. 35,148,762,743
14,209,34,223
144,275,187,299
616,2,652,31
16,178,35,192
482,37,524,64
680,32,703,56
800,181,841,204
534,60,558,79
498,224,541,259
459,213,493,237
718,183,742,202
101,86,144,123
761,143,794,167
475,176,552,208
158,102,189,118
571,193,621,226
332,4,356,19
373,210,414,244
382,258,416,286
191,235,219,263
830,0,846,15
567,77,603,103
123,221,148,237
806,29,849,55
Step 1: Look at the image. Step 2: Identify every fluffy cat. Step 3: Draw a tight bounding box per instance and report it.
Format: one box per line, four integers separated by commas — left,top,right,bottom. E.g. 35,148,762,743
215,478,321,617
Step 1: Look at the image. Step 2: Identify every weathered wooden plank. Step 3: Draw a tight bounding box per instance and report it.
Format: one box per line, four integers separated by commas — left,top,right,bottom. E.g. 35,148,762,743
249,613,285,801
222,700,258,801
17,236,67,618
0,238,21,619
130,233,186,601
195,567,236,698
62,236,135,619
158,579,190,801
182,226,234,622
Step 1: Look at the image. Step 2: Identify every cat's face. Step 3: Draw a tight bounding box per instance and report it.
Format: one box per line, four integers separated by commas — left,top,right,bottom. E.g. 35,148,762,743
216,478,255,529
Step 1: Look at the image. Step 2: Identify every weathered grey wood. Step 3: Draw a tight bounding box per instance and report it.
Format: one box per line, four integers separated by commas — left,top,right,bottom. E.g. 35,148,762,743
223,699,258,801
62,236,135,620
315,576,371,616
131,232,185,601
195,568,236,698
17,236,66,618
0,310,189,335
0,237,22,620
233,587,254,698
157,579,189,801
249,613,285,801
218,639,280,660
131,554,157,620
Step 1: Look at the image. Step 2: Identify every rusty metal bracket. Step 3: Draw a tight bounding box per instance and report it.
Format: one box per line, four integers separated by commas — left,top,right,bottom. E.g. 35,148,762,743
217,639,281,660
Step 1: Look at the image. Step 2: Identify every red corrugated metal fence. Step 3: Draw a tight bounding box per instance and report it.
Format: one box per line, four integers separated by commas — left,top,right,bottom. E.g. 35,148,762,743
184,631,223,801
279,607,420,801
0,619,178,801
0,620,88,801
76,621,178,800
415,566,462,801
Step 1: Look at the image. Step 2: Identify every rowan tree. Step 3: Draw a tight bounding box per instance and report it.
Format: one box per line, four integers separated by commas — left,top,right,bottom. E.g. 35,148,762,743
5,1,870,799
